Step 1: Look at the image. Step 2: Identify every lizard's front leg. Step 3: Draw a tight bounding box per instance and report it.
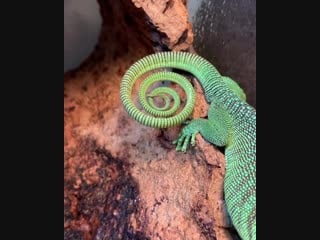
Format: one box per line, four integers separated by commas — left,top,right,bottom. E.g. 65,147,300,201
173,117,230,152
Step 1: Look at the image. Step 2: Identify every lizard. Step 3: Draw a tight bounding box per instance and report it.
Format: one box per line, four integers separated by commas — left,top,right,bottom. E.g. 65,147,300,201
120,51,256,240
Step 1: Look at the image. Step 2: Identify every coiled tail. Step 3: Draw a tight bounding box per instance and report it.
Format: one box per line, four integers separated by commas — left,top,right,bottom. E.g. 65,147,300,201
120,51,223,128
120,57,196,128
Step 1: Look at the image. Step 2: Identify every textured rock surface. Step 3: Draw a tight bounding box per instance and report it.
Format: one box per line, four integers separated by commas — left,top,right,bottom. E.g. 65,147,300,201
64,0,240,239
131,0,194,51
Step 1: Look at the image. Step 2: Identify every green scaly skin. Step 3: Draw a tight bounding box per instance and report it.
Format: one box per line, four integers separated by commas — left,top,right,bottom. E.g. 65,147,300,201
120,51,256,240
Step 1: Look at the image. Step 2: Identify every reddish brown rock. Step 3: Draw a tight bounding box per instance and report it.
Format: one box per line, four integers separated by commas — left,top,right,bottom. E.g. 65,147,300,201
131,0,193,51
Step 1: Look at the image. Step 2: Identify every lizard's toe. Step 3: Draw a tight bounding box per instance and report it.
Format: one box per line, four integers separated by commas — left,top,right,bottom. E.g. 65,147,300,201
191,132,198,146
181,135,191,152
174,134,186,151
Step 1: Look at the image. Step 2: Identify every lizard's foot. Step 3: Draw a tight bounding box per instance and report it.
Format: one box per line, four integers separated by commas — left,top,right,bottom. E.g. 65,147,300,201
172,124,199,153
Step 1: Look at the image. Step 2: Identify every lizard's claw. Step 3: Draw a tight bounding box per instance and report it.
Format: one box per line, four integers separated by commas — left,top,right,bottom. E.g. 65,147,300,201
173,127,199,153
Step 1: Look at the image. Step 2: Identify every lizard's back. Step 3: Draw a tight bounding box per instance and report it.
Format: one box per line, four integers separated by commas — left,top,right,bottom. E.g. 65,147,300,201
225,106,256,240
